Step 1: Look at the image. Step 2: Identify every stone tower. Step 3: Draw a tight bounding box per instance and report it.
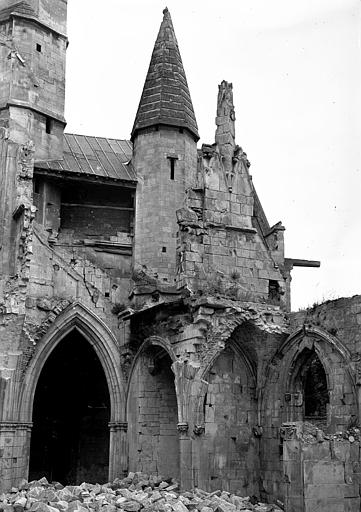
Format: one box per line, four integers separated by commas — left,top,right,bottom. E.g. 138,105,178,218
0,0,67,158
131,7,199,285
0,2,67,487
0,0,67,285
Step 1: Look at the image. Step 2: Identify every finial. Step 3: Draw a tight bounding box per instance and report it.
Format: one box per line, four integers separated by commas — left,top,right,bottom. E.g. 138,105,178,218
163,6,170,17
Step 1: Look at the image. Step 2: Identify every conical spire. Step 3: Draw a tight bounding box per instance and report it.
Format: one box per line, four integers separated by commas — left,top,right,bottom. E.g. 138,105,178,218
131,7,199,141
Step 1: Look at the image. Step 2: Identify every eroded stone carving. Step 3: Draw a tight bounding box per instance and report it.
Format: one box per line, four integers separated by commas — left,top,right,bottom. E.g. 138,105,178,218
177,422,189,434
280,423,299,441
193,424,205,436
120,351,134,381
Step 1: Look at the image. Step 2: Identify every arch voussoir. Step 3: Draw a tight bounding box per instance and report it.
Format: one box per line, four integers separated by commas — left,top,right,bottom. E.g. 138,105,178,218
18,301,125,424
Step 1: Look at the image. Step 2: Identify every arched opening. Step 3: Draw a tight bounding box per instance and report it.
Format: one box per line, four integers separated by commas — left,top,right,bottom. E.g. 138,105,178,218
288,348,329,428
127,345,179,479
304,353,328,420
198,346,258,495
29,329,110,484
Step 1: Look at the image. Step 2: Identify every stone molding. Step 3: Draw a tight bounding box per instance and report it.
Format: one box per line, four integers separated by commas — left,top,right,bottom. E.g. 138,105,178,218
0,421,33,431
108,422,128,432
19,301,125,423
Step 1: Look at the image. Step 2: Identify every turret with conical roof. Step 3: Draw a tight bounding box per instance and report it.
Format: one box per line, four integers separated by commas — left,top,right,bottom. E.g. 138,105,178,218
131,7,199,142
131,8,199,287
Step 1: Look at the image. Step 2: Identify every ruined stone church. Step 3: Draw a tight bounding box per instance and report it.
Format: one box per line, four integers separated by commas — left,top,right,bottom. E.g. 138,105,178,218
1,1,361,511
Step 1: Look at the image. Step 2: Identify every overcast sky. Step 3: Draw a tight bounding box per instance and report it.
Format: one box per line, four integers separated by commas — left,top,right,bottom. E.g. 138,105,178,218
64,0,361,311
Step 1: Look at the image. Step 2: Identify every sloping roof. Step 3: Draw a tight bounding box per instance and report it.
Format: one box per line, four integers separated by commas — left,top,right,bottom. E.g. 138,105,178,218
131,7,199,142
0,1,38,21
35,133,137,182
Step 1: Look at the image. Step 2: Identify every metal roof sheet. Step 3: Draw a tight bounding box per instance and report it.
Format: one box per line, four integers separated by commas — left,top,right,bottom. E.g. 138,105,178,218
35,133,137,183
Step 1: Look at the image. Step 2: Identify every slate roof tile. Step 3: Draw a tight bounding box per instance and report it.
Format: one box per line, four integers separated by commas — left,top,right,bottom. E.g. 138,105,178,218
131,8,199,141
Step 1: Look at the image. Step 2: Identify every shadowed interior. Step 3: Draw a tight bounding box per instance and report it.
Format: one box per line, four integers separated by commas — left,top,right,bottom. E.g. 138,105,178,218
29,329,110,484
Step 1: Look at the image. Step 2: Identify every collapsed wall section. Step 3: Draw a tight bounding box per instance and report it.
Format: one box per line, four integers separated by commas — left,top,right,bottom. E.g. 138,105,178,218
281,423,361,512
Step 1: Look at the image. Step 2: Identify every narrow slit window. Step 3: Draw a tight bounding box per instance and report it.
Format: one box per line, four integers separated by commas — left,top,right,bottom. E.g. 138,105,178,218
167,156,177,180
45,117,52,134
36,43,42,52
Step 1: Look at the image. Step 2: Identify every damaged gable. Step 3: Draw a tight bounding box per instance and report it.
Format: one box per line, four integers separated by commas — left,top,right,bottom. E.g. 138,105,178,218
176,81,288,308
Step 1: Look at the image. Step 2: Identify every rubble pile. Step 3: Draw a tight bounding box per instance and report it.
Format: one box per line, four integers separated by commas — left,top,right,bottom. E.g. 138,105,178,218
0,473,283,512
299,422,360,443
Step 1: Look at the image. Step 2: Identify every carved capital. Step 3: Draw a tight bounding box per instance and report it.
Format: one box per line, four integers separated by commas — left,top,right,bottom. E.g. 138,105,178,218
193,424,205,436
280,423,299,441
177,422,189,434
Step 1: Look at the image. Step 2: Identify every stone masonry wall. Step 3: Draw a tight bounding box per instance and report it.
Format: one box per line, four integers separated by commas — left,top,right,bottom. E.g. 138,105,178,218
257,296,361,506
176,82,287,308
133,127,197,284
197,347,259,496
291,295,361,358
282,426,361,512
10,17,67,119
127,349,179,479
0,9,67,161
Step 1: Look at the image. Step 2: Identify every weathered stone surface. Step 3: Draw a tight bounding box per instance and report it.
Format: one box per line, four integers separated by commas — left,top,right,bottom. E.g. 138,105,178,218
0,4,356,512
0,475,282,512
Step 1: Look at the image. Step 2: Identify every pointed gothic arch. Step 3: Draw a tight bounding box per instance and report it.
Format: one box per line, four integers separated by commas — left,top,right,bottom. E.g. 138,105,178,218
125,335,177,405
17,302,126,482
18,302,124,424
262,325,358,430
190,328,259,494
126,335,180,479
193,329,257,427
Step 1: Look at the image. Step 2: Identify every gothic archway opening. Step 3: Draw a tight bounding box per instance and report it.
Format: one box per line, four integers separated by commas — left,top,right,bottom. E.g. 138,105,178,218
29,329,110,484
127,345,179,479
288,348,329,427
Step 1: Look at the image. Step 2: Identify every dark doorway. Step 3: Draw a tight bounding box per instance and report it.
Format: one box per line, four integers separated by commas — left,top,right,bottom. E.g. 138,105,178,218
29,330,110,485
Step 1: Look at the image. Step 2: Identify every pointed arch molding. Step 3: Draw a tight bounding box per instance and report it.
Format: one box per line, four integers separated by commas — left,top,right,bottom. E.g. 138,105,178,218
18,301,125,423
125,336,176,404
263,325,358,419
193,338,257,428
199,337,257,385
278,325,352,362
269,325,355,385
